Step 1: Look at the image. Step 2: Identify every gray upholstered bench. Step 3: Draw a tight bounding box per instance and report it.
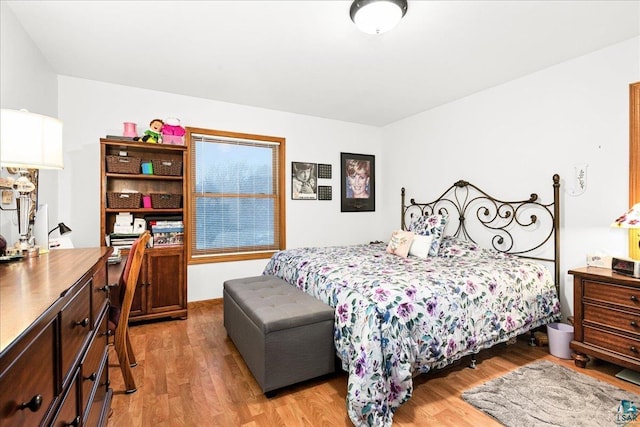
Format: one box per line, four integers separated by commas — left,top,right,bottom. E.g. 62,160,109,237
223,275,336,395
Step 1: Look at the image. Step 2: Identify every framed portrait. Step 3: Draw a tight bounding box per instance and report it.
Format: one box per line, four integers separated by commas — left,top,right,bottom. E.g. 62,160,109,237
291,161,317,200
340,152,375,212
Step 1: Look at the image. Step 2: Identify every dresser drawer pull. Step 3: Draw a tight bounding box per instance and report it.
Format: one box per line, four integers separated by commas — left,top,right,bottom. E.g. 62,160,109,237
99,283,117,293
18,394,43,412
632,321,638,327
631,346,639,353
84,372,97,382
74,317,89,328
631,295,638,302
64,415,81,426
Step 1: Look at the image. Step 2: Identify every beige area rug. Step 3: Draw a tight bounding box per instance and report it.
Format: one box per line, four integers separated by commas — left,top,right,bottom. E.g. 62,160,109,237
462,360,640,427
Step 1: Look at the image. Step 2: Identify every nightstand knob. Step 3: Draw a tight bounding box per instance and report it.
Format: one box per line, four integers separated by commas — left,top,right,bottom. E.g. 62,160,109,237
632,321,638,327
631,295,638,302
631,346,638,353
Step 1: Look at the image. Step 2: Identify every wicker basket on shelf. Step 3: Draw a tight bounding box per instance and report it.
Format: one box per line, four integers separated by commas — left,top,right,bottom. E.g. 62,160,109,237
106,155,141,174
150,193,182,209
107,192,142,209
151,159,182,176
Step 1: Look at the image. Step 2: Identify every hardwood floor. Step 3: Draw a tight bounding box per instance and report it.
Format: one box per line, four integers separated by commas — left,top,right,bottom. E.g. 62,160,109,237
108,300,640,426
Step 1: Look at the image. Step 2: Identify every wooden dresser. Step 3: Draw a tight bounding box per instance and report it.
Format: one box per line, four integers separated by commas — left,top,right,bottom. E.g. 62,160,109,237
0,247,113,427
570,266,640,371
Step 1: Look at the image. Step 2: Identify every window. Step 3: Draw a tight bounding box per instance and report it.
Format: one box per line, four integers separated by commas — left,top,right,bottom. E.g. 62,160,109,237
186,127,286,263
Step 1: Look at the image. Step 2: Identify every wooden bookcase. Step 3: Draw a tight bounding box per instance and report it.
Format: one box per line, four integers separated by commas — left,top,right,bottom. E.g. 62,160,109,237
100,138,187,322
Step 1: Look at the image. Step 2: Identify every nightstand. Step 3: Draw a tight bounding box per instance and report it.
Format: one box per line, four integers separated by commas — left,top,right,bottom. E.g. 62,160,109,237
570,266,640,372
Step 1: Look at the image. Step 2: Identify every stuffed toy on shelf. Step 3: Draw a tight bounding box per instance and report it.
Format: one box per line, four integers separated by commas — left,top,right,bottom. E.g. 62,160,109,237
161,117,186,145
134,118,163,143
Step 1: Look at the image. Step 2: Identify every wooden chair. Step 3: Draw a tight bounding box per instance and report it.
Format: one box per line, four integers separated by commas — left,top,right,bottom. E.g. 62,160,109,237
108,230,150,393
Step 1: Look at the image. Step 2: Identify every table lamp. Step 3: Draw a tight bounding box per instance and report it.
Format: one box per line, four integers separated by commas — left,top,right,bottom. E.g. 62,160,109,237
0,109,63,256
611,203,640,261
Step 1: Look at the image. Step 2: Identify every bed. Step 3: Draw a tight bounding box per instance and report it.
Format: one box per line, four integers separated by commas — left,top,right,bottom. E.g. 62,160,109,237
263,174,562,427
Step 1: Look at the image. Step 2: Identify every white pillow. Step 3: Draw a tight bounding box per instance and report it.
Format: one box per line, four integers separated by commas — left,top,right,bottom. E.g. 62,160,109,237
409,234,435,259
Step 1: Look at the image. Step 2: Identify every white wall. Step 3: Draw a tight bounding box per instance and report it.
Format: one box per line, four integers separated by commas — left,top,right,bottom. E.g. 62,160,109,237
57,77,384,301
380,37,640,319
0,3,59,244
4,2,639,316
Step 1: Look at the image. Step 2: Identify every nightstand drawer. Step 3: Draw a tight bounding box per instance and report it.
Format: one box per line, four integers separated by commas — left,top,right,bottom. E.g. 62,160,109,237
584,303,640,335
584,280,640,310
584,325,640,361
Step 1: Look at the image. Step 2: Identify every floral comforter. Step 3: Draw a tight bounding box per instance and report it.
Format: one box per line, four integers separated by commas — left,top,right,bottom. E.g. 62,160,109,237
262,237,561,427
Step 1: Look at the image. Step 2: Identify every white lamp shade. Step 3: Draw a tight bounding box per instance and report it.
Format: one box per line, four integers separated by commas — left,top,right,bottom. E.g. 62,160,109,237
612,203,640,229
1,109,64,170
351,0,407,35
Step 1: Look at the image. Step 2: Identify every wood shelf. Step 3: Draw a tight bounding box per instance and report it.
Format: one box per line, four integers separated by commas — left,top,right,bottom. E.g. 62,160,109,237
105,208,183,214
106,172,183,181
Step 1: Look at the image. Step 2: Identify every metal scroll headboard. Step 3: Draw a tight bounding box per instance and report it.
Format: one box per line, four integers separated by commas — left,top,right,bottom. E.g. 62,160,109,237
401,174,561,294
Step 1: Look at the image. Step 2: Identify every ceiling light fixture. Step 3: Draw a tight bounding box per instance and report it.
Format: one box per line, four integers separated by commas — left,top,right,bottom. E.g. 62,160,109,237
350,0,408,35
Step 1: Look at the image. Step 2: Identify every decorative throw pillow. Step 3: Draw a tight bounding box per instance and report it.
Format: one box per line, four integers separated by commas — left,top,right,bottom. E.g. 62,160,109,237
408,213,448,256
386,230,415,258
437,236,482,257
437,235,510,259
408,234,435,259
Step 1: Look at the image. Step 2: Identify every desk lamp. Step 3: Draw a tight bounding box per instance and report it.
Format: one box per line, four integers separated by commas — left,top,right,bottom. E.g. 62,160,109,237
48,222,72,250
49,222,72,238
0,109,63,256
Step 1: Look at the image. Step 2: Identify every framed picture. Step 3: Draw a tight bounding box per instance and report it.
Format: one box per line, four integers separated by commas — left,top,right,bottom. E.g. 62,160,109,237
317,163,332,179
318,185,332,200
291,162,317,200
340,152,375,212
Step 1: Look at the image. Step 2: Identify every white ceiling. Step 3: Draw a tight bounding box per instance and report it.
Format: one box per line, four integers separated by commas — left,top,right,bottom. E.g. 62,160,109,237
6,1,640,126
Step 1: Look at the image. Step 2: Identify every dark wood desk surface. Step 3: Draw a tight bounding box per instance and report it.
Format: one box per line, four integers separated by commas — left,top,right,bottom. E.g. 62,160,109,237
0,247,112,352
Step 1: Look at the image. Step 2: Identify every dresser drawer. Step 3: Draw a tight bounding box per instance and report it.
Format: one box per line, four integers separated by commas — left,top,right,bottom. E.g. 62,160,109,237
0,321,57,427
60,281,92,387
84,355,109,427
91,265,109,328
584,303,640,336
584,280,640,310
80,312,108,417
584,325,640,361
50,369,80,427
